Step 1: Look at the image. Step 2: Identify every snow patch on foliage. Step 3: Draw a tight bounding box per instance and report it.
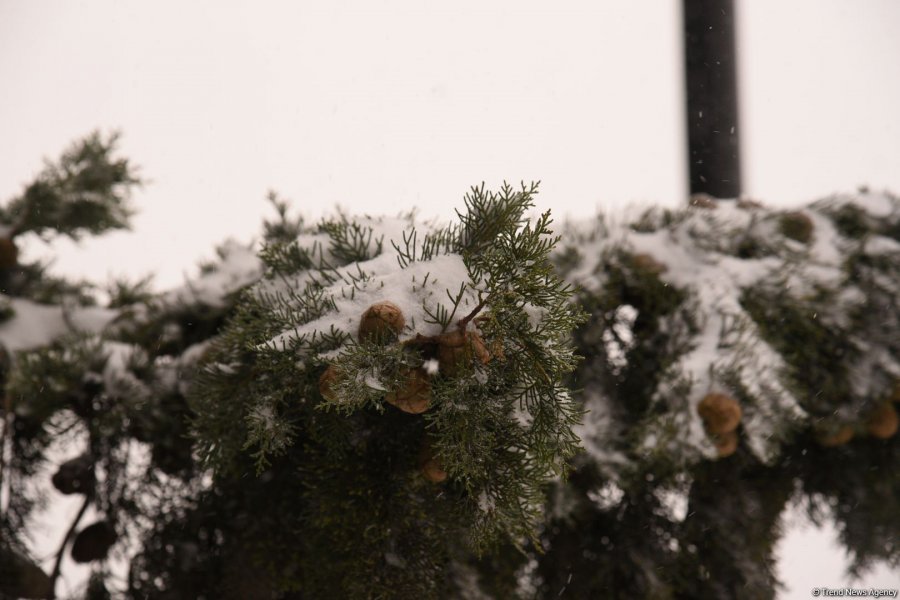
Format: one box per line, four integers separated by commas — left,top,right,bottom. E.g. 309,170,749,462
587,481,625,510
561,192,900,467
102,341,151,401
593,205,802,460
0,298,115,352
574,389,627,476
164,240,261,309
266,252,478,353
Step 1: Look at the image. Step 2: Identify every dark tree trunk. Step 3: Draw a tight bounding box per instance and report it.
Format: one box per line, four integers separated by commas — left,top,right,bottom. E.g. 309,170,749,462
683,0,741,199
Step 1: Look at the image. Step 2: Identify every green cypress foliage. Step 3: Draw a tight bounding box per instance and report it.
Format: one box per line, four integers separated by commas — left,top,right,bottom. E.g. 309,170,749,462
1,131,139,241
527,193,900,599
187,182,585,597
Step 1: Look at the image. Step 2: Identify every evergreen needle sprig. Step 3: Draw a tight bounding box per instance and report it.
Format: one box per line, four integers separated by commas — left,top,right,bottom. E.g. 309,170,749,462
184,182,585,596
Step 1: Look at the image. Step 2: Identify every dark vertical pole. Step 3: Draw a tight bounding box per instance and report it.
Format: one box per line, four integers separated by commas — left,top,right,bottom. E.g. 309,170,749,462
683,0,741,199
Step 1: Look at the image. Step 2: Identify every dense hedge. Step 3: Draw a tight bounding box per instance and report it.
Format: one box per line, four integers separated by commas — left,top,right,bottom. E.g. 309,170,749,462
1,135,897,599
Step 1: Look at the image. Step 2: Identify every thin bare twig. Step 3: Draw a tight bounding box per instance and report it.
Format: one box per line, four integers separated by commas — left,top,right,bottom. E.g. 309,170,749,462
456,295,489,331
48,495,91,599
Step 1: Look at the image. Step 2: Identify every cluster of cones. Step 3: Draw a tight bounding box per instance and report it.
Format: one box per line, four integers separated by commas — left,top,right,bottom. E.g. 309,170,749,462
697,392,743,458
50,454,118,563
696,385,900,456
2,454,118,599
815,390,899,448
319,301,495,483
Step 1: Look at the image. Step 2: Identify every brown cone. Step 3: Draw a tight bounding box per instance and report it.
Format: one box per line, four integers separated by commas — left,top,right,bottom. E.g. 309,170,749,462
632,253,667,275
318,365,340,402
0,238,18,269
358,301,405,343
712,430,739,458
815,424,855,448
71,521,117,563
697,393,742,435
779,211,815,244
436,330,491,377
419,441,447,483
51,453,94,495
866,403,899,439
385,368,431,414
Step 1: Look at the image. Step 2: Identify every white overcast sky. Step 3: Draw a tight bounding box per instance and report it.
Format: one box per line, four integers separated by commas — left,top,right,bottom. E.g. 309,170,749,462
2,0,899,290
1,1,900,594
